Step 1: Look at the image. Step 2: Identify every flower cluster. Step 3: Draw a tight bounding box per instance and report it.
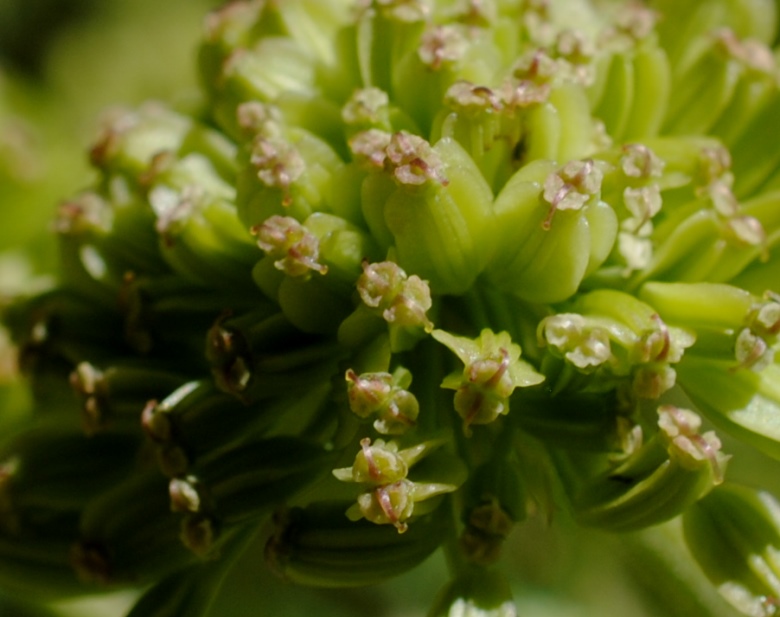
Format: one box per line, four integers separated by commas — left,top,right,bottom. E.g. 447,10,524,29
4,0,780,615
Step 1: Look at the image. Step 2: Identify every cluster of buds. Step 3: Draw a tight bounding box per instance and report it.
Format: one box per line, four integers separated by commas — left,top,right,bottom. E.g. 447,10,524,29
4,0,780,616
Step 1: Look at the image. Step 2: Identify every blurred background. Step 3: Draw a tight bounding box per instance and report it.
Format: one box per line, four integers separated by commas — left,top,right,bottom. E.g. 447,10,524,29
0,1,765,615
0,2,215,613
0,0,220,270
0,0,219,456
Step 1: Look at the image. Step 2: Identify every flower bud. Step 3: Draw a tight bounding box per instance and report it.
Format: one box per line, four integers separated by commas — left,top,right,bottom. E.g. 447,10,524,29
351,260,435,351
54,191,164,304
253,215,328,278
375,135,497,295
433,328,544,432
335,437,460,532
345,366,419,434
333,438,409,486
237,126,345,227
675,355,780,462
485,159,612,303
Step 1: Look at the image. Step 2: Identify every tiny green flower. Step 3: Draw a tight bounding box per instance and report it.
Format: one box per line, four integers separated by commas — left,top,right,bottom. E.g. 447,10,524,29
345,366,419,433
657,404,728,482
252,215,328,278
542,159,604,227
335,437,458,532
332,438,409,485
538,312,613,370
358,260,434,332
433,329,544,430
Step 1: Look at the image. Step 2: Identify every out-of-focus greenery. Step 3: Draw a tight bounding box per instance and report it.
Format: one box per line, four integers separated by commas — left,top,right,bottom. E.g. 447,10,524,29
0,0,221,258
0,4,213,611
0,0,104,75
0,0,218,413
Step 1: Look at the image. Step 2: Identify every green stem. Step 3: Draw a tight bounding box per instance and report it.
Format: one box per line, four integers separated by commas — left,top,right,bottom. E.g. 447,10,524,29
441,494,469,580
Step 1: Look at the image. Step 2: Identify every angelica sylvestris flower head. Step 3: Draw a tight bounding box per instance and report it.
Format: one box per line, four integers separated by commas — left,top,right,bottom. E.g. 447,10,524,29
6,0,780,615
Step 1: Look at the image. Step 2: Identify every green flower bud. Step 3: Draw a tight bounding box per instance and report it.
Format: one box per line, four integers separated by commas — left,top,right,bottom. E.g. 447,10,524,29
640,282,777,368
485,158,614,303
538,289,696,399
333,438,410,485
344,370,393,418
53,191,164,306
199,0,352,106
351,479,416,531
433,328,544,431
350,260,434,351
345,366,419,433
348,476,459,533
361,134,497,295
542,159,603,226
146,163,257,291
88,103,190,181
676,355,780,462
335,437,460,532
236,126,345,227
657,405,728,481
303,212,384,287
342,87,393,134
253,215,328,278
538,312,612,371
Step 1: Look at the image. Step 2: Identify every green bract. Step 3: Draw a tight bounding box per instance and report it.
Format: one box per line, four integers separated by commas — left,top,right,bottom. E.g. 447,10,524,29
4,0,780,615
